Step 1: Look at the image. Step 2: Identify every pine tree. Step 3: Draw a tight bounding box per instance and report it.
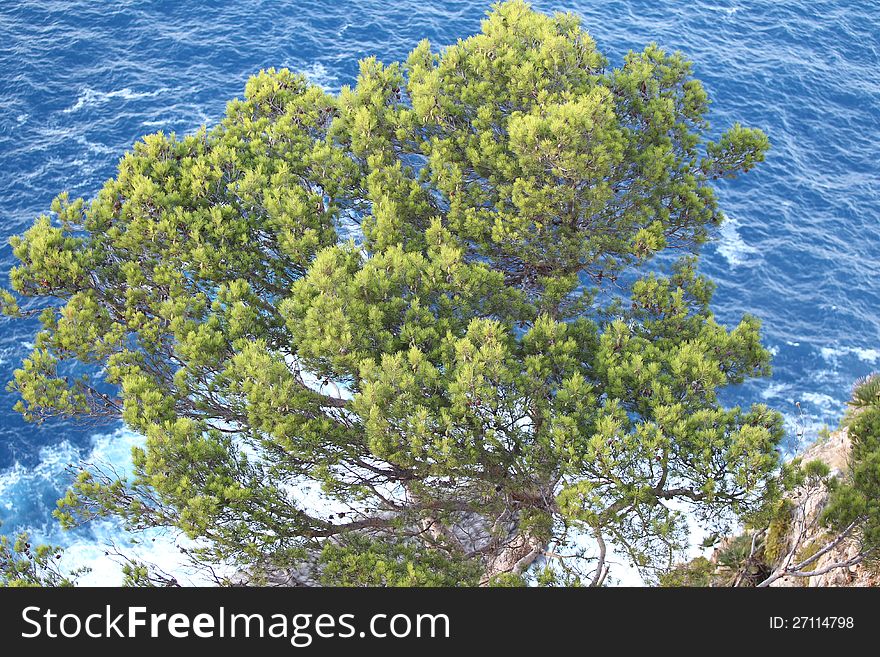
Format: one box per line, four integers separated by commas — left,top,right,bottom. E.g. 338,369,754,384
2,1,781,586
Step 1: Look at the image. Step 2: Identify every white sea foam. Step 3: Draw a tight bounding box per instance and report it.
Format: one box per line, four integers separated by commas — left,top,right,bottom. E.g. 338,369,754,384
706,4,740,16
73,134,118,155
819,344,880,365
717,218,761,267
67,524,221,587
63,87,168,114
852,348,880,364
760,381,790,400
819,346,840,361
0,427,210,585
799,391,843,416
296,62,339,92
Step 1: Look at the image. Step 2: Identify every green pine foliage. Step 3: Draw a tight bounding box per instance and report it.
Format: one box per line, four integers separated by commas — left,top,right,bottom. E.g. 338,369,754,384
658,556,714,587
318,536,481,586
0,526,87,587
822,374,880,556
2,1,781,585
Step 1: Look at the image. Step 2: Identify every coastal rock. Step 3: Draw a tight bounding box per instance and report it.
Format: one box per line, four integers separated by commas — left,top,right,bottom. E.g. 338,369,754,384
769,429,879,588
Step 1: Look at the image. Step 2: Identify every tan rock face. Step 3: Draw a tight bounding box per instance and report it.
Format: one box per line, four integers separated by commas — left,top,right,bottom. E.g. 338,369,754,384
801,429,852,477
769,429,879,588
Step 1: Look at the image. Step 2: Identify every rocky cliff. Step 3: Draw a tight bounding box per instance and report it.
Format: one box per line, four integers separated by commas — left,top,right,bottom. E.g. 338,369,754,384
765,428,878,587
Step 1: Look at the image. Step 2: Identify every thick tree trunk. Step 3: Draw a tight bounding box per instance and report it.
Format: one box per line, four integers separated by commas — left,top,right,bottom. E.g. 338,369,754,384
480,531,544,586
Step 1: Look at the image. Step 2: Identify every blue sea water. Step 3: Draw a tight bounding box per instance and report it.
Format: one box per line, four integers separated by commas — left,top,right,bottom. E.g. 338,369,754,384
0,0,878,582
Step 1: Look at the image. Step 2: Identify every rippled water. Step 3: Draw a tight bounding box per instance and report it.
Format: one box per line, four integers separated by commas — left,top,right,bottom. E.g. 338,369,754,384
1,0,878,582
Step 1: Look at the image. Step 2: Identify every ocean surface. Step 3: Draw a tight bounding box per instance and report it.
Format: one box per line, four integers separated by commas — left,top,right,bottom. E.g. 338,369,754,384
1,0,878,584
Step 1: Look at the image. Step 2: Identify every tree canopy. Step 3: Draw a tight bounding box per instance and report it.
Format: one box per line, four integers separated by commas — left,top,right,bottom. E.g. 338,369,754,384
2,1,782,586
